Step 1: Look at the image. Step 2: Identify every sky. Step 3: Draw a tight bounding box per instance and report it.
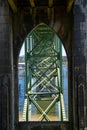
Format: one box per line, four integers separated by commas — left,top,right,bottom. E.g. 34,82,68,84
20,44,66,56
62,45,66,56
20,44,25,56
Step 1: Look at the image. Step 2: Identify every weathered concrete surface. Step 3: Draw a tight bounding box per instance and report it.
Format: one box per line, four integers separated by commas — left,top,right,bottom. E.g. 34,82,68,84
0,0,87,130
0,1,14,130
18,122,70,130
73,0,87,130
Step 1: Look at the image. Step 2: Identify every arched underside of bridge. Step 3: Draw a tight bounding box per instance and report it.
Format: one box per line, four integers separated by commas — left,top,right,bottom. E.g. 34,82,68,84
0,0,87,130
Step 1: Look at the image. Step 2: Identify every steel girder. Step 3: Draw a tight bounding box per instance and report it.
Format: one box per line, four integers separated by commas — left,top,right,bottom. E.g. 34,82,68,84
23,23,66,121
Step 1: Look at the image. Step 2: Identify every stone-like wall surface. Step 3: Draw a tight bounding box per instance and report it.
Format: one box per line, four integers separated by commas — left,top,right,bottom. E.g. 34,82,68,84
73,0,87,130
0,0,87,130
0,1,12,130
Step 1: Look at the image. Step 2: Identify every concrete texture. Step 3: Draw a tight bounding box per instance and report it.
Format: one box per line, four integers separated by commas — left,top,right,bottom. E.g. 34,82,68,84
0,0,87,130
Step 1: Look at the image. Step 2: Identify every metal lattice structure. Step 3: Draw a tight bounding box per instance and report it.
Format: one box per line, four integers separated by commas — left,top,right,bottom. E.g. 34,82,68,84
23,23,66,121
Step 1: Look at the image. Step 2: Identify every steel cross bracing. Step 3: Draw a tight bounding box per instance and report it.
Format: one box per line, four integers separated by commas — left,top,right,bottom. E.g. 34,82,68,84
23,23,66,121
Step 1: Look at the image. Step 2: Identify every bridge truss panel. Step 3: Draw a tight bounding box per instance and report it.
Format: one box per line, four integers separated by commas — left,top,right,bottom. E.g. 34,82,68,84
23,24,66,121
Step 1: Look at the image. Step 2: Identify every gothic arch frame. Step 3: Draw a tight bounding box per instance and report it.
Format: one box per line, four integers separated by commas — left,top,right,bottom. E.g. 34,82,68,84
13,11,73,130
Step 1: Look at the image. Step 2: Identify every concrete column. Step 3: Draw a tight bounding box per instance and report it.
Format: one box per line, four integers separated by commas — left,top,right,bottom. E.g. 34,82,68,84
85,5,87,130
73,0,87,129
0,1,13,130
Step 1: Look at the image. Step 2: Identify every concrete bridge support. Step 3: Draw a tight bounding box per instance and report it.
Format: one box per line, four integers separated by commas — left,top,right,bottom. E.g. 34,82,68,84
0,1,13,130
73,1,87,130
0,0,87,130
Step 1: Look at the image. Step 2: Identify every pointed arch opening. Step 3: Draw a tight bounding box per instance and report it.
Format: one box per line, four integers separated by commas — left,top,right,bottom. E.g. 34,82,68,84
18,23,68,122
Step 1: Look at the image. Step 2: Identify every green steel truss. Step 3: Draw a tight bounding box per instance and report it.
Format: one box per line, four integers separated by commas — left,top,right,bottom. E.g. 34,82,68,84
23,23,66,121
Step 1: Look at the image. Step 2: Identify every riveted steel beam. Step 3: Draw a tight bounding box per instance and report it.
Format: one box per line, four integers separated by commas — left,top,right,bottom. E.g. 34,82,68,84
8,0,17,13
22,23,66,121
29,0,35,7
67,0,74,12
48,0,53,7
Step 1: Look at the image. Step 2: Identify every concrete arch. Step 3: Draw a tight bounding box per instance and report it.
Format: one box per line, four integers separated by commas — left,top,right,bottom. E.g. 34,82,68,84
13,9,73,130
13,10,73,63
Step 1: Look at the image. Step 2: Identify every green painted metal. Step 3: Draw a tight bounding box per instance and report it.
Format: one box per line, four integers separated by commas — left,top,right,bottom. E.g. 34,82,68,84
23,23,66,121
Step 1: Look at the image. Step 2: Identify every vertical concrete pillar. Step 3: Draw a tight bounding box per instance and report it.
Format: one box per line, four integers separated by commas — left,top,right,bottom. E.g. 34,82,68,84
85,5,87,130
0,1,13,130
73,0,87,130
